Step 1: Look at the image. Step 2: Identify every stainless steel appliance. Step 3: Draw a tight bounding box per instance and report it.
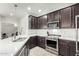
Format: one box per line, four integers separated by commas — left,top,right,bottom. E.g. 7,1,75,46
47,21,60,29
75,15,79,56
46,35,59,55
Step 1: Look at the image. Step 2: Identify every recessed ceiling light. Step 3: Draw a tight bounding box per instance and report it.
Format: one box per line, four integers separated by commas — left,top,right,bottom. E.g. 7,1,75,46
10,13,14,16
38,10,42,13
27,7,31,10
14,24,18,27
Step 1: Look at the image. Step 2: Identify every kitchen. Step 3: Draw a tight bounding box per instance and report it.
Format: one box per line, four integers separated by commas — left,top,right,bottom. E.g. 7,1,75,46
0,3,79,56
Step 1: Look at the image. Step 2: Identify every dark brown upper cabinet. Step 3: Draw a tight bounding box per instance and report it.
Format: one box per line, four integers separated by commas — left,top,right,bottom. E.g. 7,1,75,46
47,11,60,22
47,11,60,29
60,7,72,28
71,6,75,28
54,11,60,21
29,15,47,29
67,3,79,28
47,12,54,22
54,11,61,28
74,4,79,15
29,15,38,29
72,4,79,28
29,4,79,29
37,15,47,29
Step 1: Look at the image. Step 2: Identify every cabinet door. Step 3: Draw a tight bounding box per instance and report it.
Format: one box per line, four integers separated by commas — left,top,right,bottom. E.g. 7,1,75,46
38,15,47,29
37,37,42,47
47,12,54,22
70,4,79,28
28,36,37,49
74,4,79,15
29,15,34,29
59,39,76,56
54,11,60,21
29,15,38,29
69,41,76,56
59,43,69,56
33,17,38,29
59,39,70,56
54,11,61,28
74,4,79,28
30,16,35,29
37,17,42,29
37,36,46,49
71,6,75,28
60,7,72,28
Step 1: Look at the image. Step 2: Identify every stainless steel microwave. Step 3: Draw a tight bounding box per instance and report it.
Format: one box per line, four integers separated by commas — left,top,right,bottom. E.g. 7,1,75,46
47,21,59,29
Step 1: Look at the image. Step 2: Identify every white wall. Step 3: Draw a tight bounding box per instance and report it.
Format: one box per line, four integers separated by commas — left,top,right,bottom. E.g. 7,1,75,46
0,17,1,39
19,14,29,36
1,23,18,37
1,16,20,37
1,16,20,25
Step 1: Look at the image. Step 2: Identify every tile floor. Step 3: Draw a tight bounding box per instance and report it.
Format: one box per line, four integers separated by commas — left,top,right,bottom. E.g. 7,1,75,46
29,46,57,56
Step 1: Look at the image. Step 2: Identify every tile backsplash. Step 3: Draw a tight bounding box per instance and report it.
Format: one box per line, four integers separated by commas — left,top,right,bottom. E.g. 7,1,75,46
28,29,48,36
28,29,77,41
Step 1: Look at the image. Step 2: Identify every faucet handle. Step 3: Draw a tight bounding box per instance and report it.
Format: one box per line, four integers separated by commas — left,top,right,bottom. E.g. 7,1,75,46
47,31,49,36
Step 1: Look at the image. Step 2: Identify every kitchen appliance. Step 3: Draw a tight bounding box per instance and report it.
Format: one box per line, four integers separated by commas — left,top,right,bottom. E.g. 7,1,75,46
47,21,60,29
75,15,79,56
46,35,60,55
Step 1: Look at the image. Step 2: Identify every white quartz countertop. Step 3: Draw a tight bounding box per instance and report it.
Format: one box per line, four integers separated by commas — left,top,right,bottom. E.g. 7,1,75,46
0,36,30,56
59,37,76,41
0,34,48,56
0,34,77,56
0,34,47,56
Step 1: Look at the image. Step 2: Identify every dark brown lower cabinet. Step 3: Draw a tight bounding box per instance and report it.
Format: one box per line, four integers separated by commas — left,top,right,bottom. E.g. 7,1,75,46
26,36,37,49
25,36,46,56
37,36,46,49
26,36,76,56
59,39,76,56
59,41,69,56
69,41,76,56
26,36,46,49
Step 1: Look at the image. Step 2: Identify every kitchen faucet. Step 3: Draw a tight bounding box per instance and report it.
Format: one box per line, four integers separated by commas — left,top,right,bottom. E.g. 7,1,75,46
12,33,16,42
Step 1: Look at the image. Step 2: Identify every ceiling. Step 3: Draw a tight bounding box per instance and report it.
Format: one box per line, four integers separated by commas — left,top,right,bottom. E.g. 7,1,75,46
0,3,76,19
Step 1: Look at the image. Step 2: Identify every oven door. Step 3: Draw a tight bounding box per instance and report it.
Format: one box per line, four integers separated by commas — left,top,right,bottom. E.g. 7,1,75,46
46,38,58,52
47,40,57,49
46,39,58,55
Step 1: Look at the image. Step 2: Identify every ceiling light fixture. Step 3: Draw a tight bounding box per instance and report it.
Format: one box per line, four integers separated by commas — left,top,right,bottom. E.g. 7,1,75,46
14,23,18,27
14,4,18,15
10,4,18,17
27,7,31,10
38,10,42,13
10,13,14,16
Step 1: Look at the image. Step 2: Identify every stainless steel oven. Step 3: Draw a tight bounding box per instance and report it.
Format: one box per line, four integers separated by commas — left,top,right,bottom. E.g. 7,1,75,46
46,36,59,55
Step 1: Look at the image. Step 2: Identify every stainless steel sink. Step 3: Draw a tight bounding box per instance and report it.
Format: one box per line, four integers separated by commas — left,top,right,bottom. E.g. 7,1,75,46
12,37,26,42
